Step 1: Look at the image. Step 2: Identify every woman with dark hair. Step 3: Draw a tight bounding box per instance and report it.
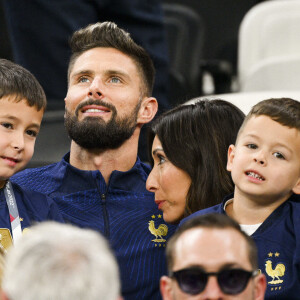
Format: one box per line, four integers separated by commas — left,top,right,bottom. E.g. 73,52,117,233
146,99,245,224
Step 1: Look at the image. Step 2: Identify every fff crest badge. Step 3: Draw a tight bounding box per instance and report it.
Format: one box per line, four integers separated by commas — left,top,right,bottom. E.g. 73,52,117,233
0,228,13,252
263,251,286,293
148,214,168,247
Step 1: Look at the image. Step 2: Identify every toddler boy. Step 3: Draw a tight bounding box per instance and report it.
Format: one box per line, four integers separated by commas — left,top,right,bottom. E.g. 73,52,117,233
182,98,300,300
0,59,63,252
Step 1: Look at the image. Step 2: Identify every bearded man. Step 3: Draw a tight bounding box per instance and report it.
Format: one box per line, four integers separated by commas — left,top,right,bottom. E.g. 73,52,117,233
12,21,176,300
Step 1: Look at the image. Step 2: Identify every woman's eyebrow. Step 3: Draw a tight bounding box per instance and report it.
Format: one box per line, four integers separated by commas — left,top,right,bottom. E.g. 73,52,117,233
152,148,164,155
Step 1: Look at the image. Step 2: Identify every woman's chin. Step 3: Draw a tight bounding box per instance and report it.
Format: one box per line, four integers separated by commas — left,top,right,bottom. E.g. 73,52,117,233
163,213,182,225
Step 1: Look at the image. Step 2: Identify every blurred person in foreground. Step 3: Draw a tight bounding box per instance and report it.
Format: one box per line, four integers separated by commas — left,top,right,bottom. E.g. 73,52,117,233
1,222,122,300
161,213,266,300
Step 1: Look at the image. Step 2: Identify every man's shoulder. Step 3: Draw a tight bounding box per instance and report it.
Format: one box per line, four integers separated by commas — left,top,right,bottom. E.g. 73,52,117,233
11,161,65,194
12,181,49,199
12,161,63,179
11,182,64,222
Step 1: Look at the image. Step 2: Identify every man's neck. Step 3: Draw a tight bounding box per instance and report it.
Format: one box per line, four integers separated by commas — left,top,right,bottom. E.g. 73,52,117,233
225,189,291,225
69,130,140,184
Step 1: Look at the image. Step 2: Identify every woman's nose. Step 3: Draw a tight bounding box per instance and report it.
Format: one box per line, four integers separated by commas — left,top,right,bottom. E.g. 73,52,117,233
146,168,158,192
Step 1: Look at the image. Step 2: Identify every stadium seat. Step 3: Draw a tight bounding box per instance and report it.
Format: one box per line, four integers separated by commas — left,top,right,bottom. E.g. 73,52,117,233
162,3,205,104
238,0,300,92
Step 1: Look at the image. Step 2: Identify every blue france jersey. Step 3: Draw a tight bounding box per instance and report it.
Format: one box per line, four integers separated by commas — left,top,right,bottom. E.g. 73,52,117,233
0,182,64,249
181,194,300,300
12,153,177,300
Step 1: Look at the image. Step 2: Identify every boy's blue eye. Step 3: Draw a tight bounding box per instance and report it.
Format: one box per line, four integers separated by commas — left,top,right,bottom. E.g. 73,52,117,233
1,123,13,129
273,152,285,159
246,143,257,149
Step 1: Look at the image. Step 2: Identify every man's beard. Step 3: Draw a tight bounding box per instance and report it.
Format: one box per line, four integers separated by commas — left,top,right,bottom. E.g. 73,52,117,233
64,99,141,150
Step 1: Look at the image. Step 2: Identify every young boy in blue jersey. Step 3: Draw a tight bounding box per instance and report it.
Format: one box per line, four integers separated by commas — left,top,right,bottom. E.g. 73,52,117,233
182,98,300,300
0,59,63,252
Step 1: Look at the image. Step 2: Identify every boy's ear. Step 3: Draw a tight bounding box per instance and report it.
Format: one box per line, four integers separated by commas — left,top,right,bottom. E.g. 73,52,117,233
137,97,158,125
292,177,300,194
226,144,235,172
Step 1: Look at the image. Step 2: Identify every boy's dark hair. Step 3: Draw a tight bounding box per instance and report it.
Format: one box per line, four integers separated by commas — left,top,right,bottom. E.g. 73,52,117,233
148,99,245,215
0,59,46,111
237,98,300,140
166,214,258,272
68,21,155,97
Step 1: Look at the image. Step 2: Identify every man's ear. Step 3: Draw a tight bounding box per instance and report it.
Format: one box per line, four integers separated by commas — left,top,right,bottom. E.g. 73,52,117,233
64,98,67,118
226,144,235,172
137,97,158,125
292,177,300,194
254,273,267,300
160,276,173,300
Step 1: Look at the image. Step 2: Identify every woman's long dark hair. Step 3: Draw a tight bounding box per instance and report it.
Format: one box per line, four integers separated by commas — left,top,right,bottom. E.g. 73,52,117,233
147,99,245,216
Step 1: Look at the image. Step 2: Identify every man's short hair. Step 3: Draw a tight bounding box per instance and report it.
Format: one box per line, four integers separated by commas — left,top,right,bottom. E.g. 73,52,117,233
166,214,258,272
0,59,46,111
2,222,120,300
68,21,155,97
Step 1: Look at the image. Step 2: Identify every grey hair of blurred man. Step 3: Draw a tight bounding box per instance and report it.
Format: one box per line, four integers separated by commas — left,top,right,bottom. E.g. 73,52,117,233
1,222,122,300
